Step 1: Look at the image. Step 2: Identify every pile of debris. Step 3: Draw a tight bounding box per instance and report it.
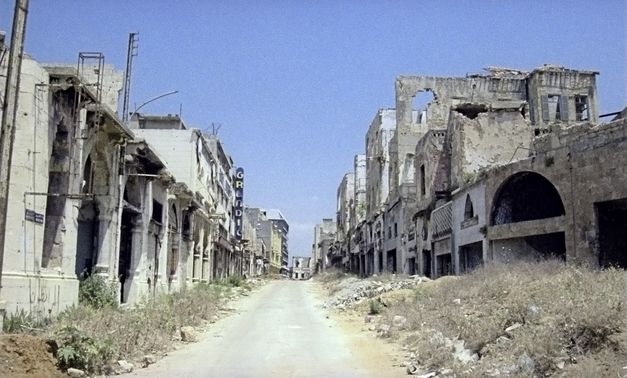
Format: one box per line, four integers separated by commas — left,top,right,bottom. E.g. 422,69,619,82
323,275,430,310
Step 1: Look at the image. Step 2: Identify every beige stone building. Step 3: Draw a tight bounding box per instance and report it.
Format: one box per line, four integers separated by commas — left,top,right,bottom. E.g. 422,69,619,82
0,47,255,317
0,52,136,315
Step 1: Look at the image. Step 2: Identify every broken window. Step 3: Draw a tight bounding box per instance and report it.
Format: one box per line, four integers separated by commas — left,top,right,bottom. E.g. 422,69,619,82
152,200,163,224
394,223,398,238
455,104,488,120
464,195,474,220
541,94,569,122
462,195,478,229
412,90,434,125
575,95,589,121
82,156,94,194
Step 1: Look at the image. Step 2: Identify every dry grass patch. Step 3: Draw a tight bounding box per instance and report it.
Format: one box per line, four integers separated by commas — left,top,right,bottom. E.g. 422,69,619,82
382,260,626,376
49,282,233,374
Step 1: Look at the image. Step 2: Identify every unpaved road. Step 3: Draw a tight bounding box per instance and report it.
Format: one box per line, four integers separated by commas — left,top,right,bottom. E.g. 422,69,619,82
130,279,403,378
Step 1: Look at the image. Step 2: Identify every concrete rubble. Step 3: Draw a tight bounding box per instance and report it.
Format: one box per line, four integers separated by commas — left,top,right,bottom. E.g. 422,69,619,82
113,360,134,374
66,368,85,377
180,326,198,342
322,275,429,309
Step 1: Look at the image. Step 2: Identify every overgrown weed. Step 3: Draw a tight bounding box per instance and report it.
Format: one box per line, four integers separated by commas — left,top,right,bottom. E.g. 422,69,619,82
383,260,626,376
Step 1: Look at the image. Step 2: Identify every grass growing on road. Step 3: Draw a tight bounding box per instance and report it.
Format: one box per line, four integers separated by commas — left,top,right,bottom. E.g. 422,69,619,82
381,260,626,376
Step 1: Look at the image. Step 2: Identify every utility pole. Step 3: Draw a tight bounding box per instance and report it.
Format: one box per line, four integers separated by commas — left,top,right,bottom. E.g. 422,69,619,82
0,0,29,303
122,32,138,123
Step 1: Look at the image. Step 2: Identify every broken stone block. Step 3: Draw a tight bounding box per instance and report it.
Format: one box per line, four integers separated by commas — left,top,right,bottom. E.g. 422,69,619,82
505,322,522,333
143,354,157,366
364,315,376,323
406,364,419,375
180,326,198,342
114,360,134,374
67,368,85,377
517,353,535,373
392,315,407,328
377,323,391,337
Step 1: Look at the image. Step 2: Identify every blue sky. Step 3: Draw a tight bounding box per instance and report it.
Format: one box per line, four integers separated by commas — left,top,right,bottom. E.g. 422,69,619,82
1,1,625,257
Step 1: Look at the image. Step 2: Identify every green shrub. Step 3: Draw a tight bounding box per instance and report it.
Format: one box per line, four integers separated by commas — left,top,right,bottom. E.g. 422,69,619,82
3,308,51,333
55,325,118,372
368,299,383,315
227,275,243,287
78,274,117,309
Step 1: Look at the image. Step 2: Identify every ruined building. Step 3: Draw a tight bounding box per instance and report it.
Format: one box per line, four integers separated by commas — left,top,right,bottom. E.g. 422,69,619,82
311,218,336,273
322,64,620,278
290,256,312,280
334,172,354,269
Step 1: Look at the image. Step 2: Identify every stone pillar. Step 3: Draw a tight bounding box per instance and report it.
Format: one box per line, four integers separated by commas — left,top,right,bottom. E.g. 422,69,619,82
193,223,204,282
94,213,112,277
202,237,210,282
124,218,145,303
169,232,180,289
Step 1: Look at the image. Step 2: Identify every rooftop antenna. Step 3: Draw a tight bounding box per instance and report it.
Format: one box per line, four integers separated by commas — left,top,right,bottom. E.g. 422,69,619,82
122,32,138,123
212,122,222,136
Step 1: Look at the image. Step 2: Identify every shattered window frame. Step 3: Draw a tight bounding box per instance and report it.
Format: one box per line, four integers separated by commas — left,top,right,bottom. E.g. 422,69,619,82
575,95,589,121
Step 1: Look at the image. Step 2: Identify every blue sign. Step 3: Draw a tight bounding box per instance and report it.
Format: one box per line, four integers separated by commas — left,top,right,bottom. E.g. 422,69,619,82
233,168,244,240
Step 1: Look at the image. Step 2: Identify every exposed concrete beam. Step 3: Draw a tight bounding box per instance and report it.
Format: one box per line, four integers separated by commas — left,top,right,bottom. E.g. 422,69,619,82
487,215,565,240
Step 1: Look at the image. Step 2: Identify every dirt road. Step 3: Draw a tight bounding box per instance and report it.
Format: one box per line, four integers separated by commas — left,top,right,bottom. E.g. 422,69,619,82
130,279,403,378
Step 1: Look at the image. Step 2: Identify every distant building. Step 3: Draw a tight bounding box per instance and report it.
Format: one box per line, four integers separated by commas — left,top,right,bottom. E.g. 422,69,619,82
245,207,289,274
312,219,336,272
290,256,312,280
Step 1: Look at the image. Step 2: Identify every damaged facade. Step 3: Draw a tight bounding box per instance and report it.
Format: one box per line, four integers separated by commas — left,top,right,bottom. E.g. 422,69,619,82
0,46,273,317
320,65,624,278
290,256,312,280
244,207,290,274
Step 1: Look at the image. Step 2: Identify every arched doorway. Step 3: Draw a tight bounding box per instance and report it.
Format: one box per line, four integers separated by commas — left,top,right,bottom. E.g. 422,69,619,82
490,171,566,259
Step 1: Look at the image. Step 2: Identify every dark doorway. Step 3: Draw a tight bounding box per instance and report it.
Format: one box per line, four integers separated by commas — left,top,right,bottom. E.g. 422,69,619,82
408,257,416,275
75,202,99,276
378,252,383,272
524,232,566,259
459,242,483,274
386,249,397,273
596,199,627,268
422,250,432,278
118,210,135,303
436,254,452,277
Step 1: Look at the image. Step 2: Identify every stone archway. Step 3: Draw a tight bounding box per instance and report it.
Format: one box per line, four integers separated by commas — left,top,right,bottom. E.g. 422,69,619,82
490,171,566,260
491,171,565,225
